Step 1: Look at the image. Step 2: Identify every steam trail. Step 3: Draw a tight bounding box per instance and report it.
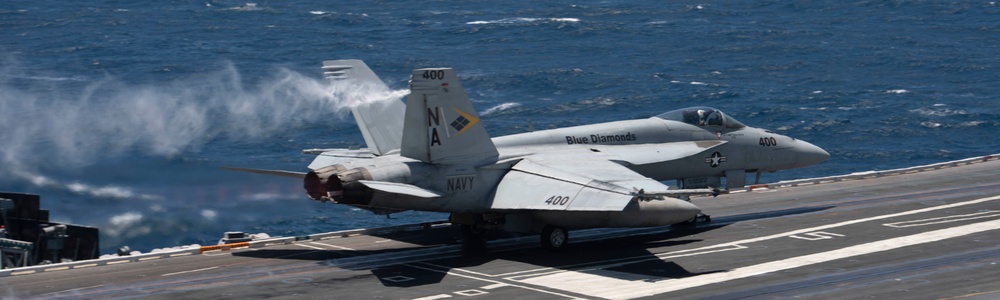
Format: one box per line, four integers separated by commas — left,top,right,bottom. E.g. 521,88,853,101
0,60,406,197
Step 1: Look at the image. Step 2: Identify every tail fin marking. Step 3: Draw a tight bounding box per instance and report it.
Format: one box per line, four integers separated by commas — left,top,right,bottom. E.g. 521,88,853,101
400,68,498,165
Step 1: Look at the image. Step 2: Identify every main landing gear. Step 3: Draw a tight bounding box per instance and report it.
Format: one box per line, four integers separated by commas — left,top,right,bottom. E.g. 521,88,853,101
461,224,570,252
461,224,487,254
540,225,568,250
454,212,572,251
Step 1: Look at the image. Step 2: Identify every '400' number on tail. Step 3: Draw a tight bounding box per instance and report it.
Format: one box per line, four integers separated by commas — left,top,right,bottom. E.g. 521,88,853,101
545,196,570,206
422,70,445,80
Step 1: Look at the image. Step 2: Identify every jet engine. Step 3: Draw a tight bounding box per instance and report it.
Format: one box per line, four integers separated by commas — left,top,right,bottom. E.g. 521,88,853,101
304,165,372,204
302,163,417,205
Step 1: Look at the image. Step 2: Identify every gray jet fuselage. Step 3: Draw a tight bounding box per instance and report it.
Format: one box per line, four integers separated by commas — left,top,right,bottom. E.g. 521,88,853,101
494,110,829,183
239,62,829,244
313,107,828,231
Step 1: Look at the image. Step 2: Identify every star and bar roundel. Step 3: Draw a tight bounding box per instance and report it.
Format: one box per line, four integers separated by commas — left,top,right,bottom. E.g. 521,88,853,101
704,151,727,168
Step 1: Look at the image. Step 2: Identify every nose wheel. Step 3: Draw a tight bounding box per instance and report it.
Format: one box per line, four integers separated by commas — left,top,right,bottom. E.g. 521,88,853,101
540,225,568,250
673,213,712,227
692,213,711,223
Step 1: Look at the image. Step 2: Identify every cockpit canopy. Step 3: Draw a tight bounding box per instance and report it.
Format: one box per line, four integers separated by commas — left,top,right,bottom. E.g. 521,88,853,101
655,107,746,130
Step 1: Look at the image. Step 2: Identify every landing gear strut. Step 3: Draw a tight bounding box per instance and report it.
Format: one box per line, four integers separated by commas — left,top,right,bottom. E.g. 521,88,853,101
461,224,487,254
673,213,712,227
540,225,568,250
692,213,712,223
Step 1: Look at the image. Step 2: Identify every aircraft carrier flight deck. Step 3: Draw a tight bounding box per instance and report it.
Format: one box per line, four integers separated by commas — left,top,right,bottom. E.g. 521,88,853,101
3,155,999,300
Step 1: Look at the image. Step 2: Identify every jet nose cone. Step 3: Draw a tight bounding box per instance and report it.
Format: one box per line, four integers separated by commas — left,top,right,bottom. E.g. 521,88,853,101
797,140,830,166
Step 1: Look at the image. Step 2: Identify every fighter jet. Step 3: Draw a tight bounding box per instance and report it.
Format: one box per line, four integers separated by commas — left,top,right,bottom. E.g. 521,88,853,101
228,60,829,249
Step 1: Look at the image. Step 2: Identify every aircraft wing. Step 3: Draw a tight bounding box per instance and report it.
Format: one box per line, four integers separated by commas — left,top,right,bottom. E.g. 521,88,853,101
594,140,726,166
491,154,674,211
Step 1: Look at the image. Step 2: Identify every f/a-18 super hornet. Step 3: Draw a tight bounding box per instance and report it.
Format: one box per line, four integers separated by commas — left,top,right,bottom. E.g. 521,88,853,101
228,60,829,249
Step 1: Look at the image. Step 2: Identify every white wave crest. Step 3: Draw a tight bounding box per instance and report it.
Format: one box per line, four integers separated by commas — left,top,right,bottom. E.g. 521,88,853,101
110,212,143,226
920,122,942,128
243,192,301,201
201,209,218,220
12,170,161,200
481,102,521,116
959,121,986,127
224,3,268,12
910,106,968,117
466,17,580,25
104,211,150,238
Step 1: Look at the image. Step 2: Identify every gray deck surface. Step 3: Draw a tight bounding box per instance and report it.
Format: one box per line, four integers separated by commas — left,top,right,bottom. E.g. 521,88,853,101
4,159,999,299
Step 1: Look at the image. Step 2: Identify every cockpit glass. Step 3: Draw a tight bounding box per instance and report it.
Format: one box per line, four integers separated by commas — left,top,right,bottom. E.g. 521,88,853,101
655,107,746,129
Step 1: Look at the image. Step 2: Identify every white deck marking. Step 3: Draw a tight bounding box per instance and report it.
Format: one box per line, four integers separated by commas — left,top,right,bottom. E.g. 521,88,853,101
294,243,326,250
161,266,220,277
440,266,497,278
518,218,1000,300
56,284,105,293
698,195,1000,247
883,210,1000,228
406,264,586,300
412,195,998,299
412,295,451,300
788,231,845,241
503,244,748,281
482,283,509,290
495,195,1000,279
381,275,415,282
307,241,358,251
454,289,488,296
319,243,356,251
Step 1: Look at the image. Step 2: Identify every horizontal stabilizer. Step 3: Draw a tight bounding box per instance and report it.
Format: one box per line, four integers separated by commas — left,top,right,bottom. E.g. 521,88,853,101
358,180,443,198
221,166,307,179
304,148,377,170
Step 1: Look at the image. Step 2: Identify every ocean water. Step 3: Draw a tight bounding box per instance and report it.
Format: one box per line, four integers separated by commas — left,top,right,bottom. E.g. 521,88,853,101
1,1,997,254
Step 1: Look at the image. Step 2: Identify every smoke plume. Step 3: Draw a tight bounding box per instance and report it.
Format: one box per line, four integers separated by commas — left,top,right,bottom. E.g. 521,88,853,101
0,59,405,197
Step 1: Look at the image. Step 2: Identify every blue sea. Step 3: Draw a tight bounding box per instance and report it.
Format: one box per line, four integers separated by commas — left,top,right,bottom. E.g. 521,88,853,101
1,1,997,254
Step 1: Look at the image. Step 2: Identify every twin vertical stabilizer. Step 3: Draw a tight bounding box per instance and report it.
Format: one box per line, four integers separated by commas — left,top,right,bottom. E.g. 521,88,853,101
400,68,499,165
322,60,404,156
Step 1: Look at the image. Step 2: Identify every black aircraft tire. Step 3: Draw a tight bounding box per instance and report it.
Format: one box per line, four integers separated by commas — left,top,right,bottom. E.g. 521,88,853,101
461,224,485,237
672,217,698,228
540,225,568,250
461,224,487,255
